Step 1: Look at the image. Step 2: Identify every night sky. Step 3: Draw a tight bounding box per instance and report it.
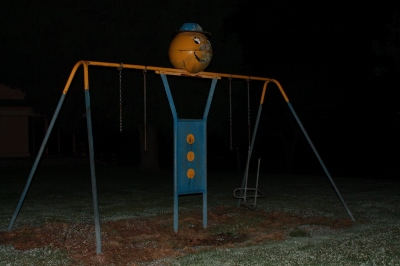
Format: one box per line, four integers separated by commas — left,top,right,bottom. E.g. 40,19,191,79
1,1,399,178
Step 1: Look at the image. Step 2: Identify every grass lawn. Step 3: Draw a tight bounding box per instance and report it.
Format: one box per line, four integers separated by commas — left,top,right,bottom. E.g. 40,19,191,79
1,161,400,265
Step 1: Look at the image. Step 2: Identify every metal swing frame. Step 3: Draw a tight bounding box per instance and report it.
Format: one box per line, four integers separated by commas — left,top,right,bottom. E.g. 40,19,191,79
7,60,355,255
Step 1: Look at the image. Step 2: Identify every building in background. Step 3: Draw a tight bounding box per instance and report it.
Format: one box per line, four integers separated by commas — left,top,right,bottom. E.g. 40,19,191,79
0,84,34,158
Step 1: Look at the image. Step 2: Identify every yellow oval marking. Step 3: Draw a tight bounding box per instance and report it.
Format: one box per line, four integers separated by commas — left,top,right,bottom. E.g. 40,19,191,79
186,134,195,144
187,168,195,179
187,151,195,161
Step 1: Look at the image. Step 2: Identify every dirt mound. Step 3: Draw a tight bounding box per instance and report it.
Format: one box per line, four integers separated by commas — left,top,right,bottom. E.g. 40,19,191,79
0,206,352,265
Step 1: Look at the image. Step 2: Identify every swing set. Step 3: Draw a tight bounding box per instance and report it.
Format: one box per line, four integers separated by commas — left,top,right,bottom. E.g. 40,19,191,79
7,60,355,254
7,23,354,255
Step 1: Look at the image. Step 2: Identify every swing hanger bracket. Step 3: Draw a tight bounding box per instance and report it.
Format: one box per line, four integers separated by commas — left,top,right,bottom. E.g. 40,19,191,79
117,62,123,71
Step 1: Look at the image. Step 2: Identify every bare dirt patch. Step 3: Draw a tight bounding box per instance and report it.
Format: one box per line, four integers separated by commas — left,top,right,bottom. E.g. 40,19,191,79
0,205,352,265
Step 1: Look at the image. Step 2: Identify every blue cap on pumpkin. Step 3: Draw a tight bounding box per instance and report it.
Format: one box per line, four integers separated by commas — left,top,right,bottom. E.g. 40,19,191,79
179,23,204,32
177,23,210,36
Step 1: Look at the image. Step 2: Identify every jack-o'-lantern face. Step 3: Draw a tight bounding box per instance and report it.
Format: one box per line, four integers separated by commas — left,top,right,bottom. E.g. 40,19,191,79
168,24,212,73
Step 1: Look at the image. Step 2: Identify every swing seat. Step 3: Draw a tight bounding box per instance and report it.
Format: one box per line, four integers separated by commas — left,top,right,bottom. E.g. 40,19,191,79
234,187,265,209
235,156,265,209
234,188,265,199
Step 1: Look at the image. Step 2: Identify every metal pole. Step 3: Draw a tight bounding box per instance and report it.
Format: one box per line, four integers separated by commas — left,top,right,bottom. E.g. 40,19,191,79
203,79,218,120
287,102,355,221
238,104,263,207
202,78,217,229
160,74,179,232
83,64,102,254
8,94,66,231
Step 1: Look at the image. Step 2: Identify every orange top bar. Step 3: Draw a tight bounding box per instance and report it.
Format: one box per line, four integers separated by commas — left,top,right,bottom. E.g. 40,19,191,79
62,60,290,104
86,60,270,81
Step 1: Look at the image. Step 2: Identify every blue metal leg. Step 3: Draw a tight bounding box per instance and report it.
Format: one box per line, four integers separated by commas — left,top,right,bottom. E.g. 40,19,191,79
84,90,102,254
203,191,207,228
8,94,66,231
287,102,355,222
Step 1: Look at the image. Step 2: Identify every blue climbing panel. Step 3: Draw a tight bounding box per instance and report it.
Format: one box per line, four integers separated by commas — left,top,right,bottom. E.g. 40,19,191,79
177,119,206,194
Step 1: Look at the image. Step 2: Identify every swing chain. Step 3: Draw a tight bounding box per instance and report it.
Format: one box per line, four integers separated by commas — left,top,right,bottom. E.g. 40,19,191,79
247,78,251,149
229,76,233,150
118,62,123,132
143,67,147,151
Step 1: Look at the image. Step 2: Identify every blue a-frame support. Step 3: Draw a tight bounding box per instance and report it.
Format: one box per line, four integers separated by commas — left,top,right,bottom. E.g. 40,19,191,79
160,74,218,232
